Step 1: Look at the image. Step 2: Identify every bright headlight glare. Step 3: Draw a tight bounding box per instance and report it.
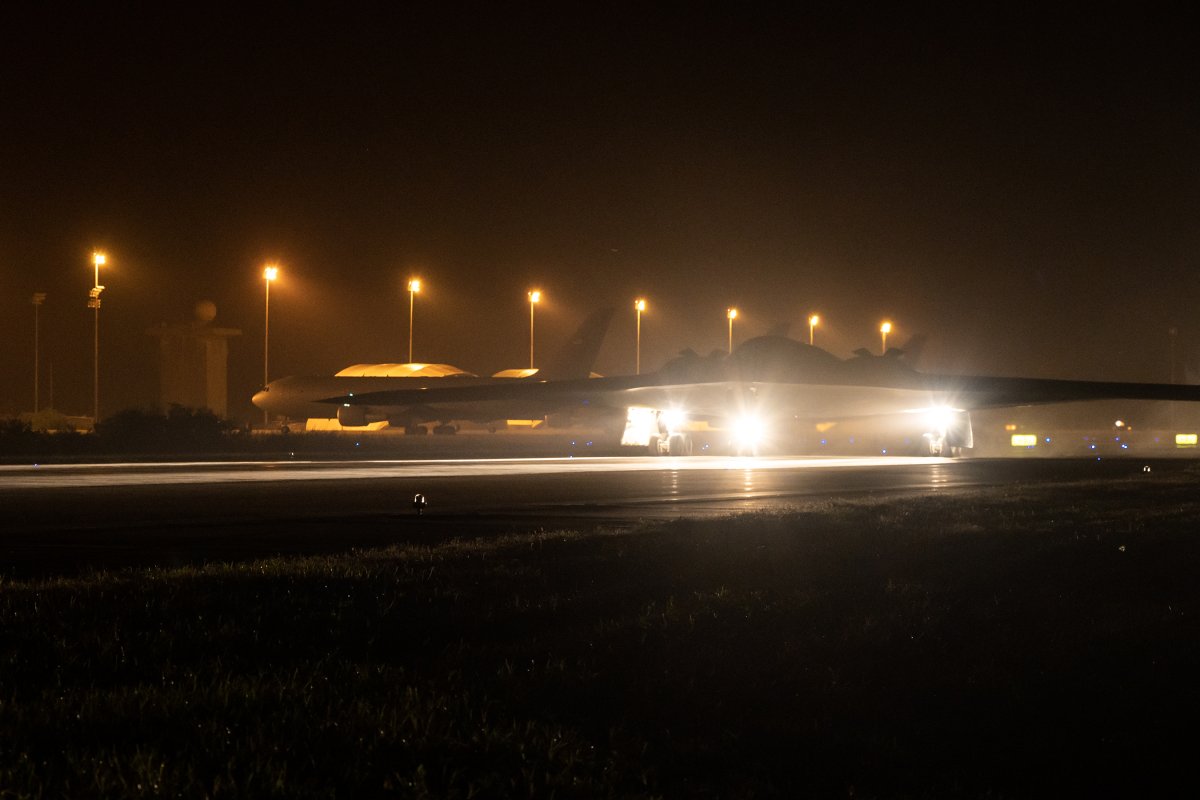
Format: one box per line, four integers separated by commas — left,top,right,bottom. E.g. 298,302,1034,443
923,406,955,433
733,414,765,445
660,408,686,432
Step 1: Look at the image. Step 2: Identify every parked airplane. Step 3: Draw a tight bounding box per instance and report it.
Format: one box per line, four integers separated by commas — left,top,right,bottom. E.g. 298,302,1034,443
252,307,614,433
316,331,1200,455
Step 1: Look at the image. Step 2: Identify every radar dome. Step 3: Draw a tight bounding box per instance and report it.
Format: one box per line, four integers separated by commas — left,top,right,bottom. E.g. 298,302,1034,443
194,300,217,323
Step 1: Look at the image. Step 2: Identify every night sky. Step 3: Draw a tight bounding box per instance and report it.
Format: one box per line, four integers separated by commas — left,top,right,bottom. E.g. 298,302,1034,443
2,4,1197,421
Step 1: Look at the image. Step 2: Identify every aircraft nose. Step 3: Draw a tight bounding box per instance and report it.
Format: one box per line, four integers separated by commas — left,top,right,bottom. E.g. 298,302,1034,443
252,388,269,409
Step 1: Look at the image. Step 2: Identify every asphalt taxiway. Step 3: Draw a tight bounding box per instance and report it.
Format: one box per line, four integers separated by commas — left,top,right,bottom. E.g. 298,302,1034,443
0,455,1184,577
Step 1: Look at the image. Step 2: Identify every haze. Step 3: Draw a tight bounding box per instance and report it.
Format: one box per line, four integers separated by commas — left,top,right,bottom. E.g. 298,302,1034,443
1,5,1195,420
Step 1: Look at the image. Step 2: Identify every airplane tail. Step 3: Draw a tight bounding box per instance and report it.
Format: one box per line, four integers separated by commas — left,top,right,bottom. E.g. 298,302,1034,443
537,307,615,380
900,334,927,366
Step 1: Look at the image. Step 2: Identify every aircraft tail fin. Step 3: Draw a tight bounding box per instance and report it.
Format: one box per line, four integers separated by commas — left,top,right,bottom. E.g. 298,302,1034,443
537,307,615,380
900,334,927,366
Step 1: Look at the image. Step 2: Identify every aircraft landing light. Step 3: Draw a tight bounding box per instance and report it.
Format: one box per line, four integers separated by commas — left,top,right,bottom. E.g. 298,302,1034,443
660,408,687,432
732,413,766,448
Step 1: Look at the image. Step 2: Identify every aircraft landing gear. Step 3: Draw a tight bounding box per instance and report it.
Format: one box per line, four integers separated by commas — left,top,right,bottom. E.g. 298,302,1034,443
668,433,693,456
923,433,964,458
648,433,693,456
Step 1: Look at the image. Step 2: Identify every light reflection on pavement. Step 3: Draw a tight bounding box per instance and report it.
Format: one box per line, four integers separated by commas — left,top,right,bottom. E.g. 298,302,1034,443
0,455,947,490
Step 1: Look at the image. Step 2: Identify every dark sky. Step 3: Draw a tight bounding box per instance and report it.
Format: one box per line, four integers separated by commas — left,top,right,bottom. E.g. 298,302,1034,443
2,3,1197,420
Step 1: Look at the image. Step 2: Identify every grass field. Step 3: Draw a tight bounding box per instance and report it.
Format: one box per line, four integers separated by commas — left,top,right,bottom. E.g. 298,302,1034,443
4,468,1200,797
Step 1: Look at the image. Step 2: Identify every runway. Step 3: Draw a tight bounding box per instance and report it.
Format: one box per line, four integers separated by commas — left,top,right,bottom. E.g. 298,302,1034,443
0,454,946,489
0,454,1181,577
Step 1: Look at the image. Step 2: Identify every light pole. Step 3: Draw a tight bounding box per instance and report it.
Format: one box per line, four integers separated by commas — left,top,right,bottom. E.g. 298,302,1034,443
263,265,279,424
88,252,106,424
880,320,892,354
808,314,819,346
32,293,46,412
635,298,646,374
407,278,421,363
1170,326,1178,384
1170,325,1179,429
727,307,738,354
528,290,542,369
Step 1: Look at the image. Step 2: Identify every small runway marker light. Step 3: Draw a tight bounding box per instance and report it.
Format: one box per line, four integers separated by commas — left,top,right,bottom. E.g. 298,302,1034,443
412,493,427,515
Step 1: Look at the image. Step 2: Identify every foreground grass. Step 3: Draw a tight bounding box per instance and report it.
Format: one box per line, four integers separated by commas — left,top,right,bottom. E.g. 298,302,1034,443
4,473,1200,798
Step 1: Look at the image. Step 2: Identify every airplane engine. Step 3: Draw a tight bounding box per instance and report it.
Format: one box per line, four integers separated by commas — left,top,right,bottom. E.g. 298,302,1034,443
337,405,367,427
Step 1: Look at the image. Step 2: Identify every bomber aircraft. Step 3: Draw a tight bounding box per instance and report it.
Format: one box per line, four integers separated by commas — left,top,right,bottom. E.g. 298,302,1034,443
314,330,1200,455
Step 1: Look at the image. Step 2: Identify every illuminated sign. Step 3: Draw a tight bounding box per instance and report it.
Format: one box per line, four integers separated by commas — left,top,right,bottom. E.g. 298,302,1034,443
1011,434,1037,447
1175,433,1198,447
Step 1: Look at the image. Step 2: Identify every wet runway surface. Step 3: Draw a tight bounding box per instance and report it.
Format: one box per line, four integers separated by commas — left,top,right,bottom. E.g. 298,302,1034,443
0,455,1183,577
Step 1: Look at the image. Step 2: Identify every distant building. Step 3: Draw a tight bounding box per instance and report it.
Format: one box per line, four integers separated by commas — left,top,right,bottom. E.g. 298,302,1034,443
147,301,241,418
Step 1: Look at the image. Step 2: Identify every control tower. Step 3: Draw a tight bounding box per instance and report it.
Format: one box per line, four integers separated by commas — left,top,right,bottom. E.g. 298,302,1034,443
147,301,241,418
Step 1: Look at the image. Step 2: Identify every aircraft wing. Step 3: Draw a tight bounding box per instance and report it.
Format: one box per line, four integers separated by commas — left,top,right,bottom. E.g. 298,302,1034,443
326,371,1200,422
910,374,1200,410
318,374,651,421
